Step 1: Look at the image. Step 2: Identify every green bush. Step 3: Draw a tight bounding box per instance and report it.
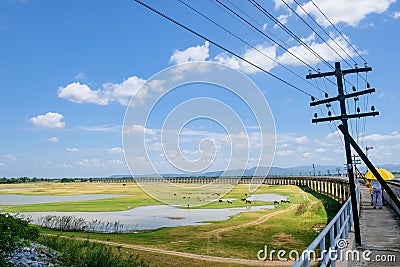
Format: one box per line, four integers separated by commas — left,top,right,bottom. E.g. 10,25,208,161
38,235,148,267
0,213,39,265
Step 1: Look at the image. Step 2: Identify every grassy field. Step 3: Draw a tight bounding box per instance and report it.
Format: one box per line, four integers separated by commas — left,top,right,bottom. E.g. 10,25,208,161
0,182,340,265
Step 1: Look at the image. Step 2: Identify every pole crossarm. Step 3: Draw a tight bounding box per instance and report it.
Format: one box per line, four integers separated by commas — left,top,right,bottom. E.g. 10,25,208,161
338,124,400,211
310,88,376,107
306,66,372,79
312,111,379,123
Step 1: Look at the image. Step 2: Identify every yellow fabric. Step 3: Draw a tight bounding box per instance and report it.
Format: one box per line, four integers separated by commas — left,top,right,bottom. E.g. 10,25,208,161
365,181,372,194
365,168,395,181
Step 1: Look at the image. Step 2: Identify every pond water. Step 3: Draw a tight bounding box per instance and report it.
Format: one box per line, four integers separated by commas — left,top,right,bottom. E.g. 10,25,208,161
2,192,287,231
0,194,130,205
246,193,288,202
21,204,275,231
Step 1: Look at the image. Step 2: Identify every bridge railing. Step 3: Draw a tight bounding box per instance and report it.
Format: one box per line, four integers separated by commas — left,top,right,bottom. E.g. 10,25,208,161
293,180,359,267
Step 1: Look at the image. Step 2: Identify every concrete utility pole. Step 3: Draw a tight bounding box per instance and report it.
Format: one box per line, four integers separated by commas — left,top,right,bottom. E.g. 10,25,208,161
312,164,315,177
306,61,378,246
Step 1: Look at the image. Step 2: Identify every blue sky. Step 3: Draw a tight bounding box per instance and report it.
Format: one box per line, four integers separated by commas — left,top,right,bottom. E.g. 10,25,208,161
1,0,400,178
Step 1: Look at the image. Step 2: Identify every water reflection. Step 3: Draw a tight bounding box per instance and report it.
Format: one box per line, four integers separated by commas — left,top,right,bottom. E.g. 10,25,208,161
0,194,130,205
22,204,275,231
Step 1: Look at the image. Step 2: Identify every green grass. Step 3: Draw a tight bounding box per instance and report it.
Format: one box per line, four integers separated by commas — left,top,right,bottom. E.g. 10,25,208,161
33,184,339,261
1,182,341,264
1,183,291,212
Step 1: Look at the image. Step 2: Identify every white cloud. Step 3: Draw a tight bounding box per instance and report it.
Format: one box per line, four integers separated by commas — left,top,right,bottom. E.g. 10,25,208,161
295,136,308,144
214,44,278,74
124,124,155,135
274,0,294,9
66,147,79,152
274,14,290,28
31,112,65,128
361,132,400,142
58,82,108,105
392,11,400,19
46,137,60,142
75,72,85,80
170,41,210,64
108,147,124,154
58,76,147,106
79,125,120,132
298,0,396,27
262,23,268,31
0,163,5,169
107,159,124,165
316,148,328,153
276,150,294,156
102,76,146,106
77,158,101,167
4,154,17,160
277,34,357,66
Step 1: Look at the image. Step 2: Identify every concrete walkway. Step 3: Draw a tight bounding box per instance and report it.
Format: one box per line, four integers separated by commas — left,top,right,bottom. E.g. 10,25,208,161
341,185,400,266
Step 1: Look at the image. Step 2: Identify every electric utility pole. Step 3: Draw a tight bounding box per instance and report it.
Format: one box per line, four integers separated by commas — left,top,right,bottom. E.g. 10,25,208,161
306,62,379,245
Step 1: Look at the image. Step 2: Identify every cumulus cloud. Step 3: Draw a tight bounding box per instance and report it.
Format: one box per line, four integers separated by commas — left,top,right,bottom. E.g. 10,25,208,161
170,41,210,64
102,76,146,106
298,0,396,27
361,132,400,142
66,147,79,152
274,14,290,28
276,150,294,156
4,154,17,160
77,158,101,167
274,0,294,9
31,112,65,128
46,137,60,142
277,34,358,66
214,44,278,74
108,147,124,154
123,124,155,135
58,82,108,105
392,11,400,19
58,76,147,106
294,136,308,144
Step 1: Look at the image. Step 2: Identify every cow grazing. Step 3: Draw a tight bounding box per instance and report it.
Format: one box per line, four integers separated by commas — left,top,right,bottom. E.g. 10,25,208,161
245,199,252,204
273,200,280,205
227,200,232,204
218,199,223,203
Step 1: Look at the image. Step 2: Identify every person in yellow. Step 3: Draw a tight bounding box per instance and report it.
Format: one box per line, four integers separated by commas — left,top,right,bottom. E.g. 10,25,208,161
365,180,373,205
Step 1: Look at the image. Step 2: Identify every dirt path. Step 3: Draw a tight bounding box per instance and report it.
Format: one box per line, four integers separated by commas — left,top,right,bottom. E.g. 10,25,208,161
205,204,298,238
46,234,294,266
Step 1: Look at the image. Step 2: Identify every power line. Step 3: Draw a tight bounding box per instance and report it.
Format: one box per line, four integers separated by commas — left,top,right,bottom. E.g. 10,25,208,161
249,0,335,71
309,0,367,64
133,0,314,97
213,0,334,87
178,0,327,95
289,0,357,68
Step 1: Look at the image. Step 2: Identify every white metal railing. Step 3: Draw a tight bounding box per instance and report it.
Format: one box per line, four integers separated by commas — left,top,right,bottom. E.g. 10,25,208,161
293,180,359,267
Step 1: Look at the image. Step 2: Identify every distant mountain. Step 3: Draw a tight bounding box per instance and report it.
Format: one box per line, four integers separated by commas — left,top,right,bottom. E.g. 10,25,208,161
108,164,400,179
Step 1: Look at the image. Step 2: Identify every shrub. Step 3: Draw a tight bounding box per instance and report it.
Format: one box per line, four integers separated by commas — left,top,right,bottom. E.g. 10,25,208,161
295,201,309,216
38,235,148,267
0,213,39,265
